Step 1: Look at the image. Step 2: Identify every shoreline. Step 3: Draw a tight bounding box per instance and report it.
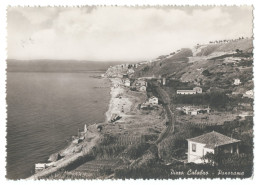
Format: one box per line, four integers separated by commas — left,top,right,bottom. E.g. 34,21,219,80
27,75,113,180
105,77,132,123
28,74,165,180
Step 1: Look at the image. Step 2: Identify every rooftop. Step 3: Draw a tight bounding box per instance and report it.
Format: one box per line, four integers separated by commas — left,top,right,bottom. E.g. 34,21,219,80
187,131,240,149
177,90,196,92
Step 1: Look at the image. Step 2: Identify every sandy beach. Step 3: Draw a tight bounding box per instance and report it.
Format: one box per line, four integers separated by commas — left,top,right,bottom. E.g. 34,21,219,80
105,78,132,122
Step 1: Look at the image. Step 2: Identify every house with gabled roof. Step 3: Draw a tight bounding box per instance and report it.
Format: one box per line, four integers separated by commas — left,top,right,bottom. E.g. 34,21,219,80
187,131,240,164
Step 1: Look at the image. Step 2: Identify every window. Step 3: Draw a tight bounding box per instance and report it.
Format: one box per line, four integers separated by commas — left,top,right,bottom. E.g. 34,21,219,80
192,143,196,152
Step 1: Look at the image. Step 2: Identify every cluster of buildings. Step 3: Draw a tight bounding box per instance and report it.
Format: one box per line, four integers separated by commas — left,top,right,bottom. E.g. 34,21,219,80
123,78,148,92
140,96,159,109
177,106,211,116
177,87,202,95
105,63,138,78
134,78,147,92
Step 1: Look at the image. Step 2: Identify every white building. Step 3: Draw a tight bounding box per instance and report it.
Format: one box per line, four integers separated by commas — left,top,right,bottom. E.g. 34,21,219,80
127,68,135,74
135,79,147,87
139,86,146,92
149,96,158,105
193,87,202,94
177,90,196,95
187,131,240,164
124,79,130,87
182,106,211,115
244,90,253,99
177,87,202,95
234,79,241,85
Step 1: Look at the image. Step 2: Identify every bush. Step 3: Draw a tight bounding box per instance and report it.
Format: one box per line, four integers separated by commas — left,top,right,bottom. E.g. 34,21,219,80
202,69,211,76
172,92,230,110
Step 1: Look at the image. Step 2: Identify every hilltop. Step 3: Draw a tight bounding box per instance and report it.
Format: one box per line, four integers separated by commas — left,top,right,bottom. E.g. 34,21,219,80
133,38,253,79
133,38,253,95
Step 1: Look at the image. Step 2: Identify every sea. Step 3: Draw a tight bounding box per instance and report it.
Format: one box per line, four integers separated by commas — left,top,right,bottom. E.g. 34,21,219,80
6,62,113,179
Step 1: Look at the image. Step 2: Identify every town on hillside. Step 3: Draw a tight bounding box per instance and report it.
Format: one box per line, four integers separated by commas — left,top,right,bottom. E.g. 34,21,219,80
34,37,254,180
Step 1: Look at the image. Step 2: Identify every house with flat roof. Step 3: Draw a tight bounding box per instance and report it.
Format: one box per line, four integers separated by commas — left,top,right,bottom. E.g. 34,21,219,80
187,131,240,164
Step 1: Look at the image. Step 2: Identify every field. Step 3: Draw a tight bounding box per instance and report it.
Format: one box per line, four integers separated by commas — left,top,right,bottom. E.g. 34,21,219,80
74,159,123,174
176,112,239,126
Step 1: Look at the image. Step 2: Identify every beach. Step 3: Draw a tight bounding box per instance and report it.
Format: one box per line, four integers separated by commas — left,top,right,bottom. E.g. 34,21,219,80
105,78,132,123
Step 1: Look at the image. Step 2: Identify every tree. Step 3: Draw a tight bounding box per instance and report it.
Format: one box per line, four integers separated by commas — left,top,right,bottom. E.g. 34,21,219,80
202,69,211,77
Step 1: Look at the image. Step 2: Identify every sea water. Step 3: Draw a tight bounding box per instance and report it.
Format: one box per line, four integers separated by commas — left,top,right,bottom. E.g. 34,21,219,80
6,71,111,179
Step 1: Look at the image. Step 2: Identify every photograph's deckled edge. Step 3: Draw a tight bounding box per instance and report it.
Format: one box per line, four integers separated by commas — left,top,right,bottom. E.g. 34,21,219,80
1,1,260,185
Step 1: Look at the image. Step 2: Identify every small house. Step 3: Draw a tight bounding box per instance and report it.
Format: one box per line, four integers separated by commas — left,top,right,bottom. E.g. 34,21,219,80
193,87,202,94
139,86,146,92
187,131,240,164
135,79,147,87
35,163,47,171
124,79,131,87
244,90,253,99
234,78,241,85
149,96,158,105
127,68,135,74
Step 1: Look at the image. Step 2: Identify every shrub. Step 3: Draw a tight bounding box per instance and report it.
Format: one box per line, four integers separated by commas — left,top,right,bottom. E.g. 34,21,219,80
202,69,211,76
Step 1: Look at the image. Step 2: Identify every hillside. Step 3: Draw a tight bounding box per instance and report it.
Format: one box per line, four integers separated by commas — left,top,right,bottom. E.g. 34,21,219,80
38,38,254,180
133,38,253,94
195,39,253,56
133,48,193,78
133,38,253,79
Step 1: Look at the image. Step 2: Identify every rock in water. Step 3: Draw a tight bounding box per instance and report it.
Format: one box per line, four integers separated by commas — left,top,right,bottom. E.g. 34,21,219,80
48,153,62,162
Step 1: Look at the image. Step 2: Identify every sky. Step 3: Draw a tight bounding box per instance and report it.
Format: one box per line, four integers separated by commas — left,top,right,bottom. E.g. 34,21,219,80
7,6,253,61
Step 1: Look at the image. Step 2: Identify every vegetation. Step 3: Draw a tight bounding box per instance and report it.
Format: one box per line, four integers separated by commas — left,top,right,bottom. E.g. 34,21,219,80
44,38,254,180
122,143,151,160
172,92,230,110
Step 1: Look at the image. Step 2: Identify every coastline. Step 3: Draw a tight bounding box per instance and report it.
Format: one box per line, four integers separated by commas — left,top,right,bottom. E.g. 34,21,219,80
105,77,132,123
28,74,166,180
27,75,112,180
